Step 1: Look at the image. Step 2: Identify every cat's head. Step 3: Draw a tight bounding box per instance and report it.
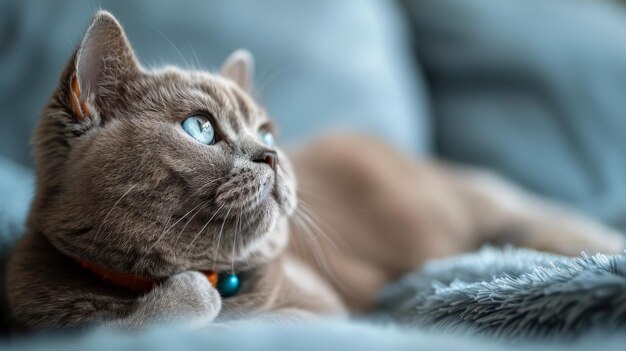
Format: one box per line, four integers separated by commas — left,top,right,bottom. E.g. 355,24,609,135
31,12,297,276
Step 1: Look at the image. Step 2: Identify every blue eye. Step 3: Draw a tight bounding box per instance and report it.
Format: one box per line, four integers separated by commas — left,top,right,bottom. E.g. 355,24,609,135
182,115,215,145
258,129,275,147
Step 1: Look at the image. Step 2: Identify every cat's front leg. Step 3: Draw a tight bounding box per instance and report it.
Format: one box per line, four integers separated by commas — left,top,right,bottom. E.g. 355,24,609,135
107,271,222,330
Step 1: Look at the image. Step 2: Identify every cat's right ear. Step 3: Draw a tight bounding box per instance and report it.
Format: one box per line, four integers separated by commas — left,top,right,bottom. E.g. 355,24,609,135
221,49,254,93
67,11,139,122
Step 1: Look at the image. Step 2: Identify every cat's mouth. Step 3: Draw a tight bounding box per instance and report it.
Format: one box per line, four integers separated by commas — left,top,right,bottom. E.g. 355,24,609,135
189,163,296,236
213,169,279,216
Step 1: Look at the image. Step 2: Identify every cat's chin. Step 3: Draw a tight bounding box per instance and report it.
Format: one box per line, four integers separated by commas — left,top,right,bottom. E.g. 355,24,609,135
183,213,288,272
230,216,290,269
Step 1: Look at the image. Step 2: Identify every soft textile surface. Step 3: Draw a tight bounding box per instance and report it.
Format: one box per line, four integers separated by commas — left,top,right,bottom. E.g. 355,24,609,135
0,0,429,168
0,157,33,332
404,0,626,229
379,246,626,339
1,320,626,351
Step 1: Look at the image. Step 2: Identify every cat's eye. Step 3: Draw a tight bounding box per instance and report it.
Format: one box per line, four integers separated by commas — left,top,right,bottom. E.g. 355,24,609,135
258,129,275,147
182,115,216,145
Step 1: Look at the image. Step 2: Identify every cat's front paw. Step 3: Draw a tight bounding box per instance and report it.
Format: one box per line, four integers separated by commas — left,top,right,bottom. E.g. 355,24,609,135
142,271,222,326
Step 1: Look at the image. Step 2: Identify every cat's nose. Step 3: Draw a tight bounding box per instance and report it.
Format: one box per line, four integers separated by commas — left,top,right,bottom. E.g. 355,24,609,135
253,150,277,170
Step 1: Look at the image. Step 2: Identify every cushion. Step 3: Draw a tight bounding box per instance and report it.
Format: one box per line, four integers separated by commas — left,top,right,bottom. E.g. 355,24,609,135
0,0,430,168
404,0,626,230
0,157,33,330
1,320,626,351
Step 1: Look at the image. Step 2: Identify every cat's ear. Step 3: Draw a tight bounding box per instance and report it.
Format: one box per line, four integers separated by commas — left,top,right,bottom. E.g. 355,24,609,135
68,11,139,121
220,49,254,92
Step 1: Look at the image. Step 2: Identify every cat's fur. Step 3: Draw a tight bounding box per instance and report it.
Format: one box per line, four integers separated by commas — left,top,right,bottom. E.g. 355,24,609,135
6,12,625,330
6,12,342,330
289,135,626,310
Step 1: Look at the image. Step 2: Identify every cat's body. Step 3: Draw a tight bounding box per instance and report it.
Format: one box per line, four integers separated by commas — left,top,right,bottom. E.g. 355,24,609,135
288,135,625,311
6,12,625,330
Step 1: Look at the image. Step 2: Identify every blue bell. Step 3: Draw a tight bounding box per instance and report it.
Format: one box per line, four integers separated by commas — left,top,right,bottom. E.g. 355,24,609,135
217,273,240,298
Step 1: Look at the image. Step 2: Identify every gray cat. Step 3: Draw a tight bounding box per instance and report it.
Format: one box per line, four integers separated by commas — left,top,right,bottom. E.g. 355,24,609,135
6,12,343,331
6,11,624,331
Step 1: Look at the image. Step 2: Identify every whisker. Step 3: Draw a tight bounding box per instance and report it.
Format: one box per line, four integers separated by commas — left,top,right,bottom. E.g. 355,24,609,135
148,201,206,252
254,63,293,99
290,206,351,293
237,219,247,268
186,202,226,253
296,202,344,252
296,186,370,215
173,204,206,247
189,44,205,70
236,208,254,268
89,183,138,252
231,212,241,273
194,176,227,195
148,23,193,69
211,207,232,270
291,211,329,273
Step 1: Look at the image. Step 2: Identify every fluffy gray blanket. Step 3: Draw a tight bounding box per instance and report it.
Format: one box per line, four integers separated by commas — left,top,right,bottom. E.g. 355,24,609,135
378,246,626,339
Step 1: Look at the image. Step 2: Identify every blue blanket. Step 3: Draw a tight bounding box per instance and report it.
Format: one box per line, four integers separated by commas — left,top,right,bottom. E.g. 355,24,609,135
1,320,626,351
380,246,626,339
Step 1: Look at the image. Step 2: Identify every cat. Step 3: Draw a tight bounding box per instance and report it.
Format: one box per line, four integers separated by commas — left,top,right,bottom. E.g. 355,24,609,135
6,11,624,330
6,11,342,330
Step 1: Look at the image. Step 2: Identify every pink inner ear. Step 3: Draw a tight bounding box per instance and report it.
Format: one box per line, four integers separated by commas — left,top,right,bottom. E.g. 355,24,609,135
76,26,105,97
69,74,91,121
71,11,138,119
69,74,85,120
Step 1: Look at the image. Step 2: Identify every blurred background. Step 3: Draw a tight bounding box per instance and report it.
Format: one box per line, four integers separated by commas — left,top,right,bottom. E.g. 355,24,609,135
2,0,626,319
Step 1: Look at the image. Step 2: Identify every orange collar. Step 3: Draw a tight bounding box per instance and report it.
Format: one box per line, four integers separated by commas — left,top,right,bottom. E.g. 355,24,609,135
78,259,218,294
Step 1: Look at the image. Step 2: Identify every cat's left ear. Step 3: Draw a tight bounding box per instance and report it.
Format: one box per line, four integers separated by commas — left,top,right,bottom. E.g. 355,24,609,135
220,49,254,92
68,11,139,122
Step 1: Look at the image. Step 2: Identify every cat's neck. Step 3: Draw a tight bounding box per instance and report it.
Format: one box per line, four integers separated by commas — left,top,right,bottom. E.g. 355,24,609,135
76,257,218,293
